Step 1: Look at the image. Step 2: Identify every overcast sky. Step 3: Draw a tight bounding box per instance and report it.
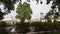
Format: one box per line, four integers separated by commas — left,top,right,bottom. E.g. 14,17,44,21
0,0,52,20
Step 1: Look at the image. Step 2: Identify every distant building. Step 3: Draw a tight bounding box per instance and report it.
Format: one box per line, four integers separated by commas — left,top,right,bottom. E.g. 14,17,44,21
1,19,20,25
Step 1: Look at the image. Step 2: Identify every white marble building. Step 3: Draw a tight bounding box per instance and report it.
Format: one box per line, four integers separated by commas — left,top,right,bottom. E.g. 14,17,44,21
1,19,20,25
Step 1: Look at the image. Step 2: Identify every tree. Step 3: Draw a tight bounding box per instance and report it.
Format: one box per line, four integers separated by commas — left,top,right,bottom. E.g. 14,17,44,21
16,2,32,34
44,11,52,22
0,0,19,12
45,9,60,22
0,9,5,20
46,0,60,12
16,2,32,23
45,0,60,20
0,6,10,34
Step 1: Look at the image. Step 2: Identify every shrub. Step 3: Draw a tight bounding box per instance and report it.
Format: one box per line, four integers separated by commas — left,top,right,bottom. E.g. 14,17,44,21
16,22,31,34
0,21,9,34
31,22,43,32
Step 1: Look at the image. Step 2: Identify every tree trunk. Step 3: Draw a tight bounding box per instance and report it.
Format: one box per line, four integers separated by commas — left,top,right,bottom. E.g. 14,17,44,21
21,17,25,23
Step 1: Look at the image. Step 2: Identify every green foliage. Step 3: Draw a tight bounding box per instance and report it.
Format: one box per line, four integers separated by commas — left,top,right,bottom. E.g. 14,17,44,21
46,0,60,19
31,21,60,32
16,22,31,33
31,22,43,32
16,2,32,22
0,9,5,20
46,0,51,4
0,21,9,34
0,0,18,12
0,9,9,34
43,22,54,31
53,21,60,30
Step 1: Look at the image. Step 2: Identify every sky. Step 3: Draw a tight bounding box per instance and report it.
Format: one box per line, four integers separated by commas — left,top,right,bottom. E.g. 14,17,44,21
0,0,52,20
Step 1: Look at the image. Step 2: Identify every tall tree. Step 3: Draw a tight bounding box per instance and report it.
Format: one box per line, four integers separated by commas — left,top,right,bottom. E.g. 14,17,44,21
0,9,10,34
16,2,32,23
16,2,32,34
0,0,19,12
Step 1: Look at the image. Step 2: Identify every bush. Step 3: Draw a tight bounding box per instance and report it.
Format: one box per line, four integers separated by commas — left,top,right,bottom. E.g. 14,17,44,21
16,22,31,34
31,21,60,32
0,21,9,34
53,21,60,30
16,21,60,33
31,22,43,32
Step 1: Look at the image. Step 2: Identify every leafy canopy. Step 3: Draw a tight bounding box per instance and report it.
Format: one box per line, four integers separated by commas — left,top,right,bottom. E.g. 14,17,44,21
16,2,32,22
